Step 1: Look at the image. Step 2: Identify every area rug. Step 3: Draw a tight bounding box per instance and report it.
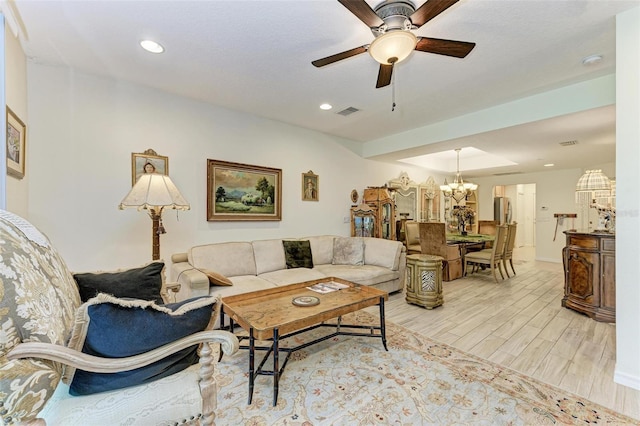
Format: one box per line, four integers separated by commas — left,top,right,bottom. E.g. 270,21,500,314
213,311,638,425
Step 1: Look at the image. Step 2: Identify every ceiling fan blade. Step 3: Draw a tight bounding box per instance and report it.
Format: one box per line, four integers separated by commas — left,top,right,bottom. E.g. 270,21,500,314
415,37,475,58
312,45,368,67
338,0,384,28
410,0,459,27
376,64,393,88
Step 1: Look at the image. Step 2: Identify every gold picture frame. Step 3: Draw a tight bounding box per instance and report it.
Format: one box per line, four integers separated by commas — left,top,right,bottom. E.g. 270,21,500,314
207,159,282,221
131,149,168,185
302,170,319,201
6,107,26,179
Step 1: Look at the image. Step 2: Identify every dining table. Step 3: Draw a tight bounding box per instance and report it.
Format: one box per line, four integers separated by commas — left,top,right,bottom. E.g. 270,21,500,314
446,233,495,245
446,233,496,275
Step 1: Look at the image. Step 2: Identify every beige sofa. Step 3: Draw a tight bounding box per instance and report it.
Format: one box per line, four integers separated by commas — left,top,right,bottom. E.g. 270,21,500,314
171,235,406,302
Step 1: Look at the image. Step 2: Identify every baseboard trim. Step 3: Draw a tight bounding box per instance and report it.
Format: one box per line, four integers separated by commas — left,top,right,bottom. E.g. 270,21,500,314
614,368,640,391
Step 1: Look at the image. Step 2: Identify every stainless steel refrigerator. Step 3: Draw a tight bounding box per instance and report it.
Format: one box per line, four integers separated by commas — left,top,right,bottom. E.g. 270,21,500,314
494,197,512,224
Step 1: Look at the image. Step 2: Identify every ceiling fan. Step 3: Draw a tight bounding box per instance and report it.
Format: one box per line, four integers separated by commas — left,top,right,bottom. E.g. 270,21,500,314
312,0,475,88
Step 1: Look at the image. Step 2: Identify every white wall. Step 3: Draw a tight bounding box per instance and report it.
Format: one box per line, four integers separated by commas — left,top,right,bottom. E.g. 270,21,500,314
614,6,640,391
25,64,430,272
4,24,28,216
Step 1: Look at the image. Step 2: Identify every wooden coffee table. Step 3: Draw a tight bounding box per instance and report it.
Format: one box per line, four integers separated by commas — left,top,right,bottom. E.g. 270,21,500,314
220,277,388,406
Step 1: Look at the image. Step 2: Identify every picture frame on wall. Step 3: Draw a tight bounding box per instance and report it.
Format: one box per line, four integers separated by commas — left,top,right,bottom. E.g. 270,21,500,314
131,149,168,185
207,159,282,221
6,107,26,179
302,170,318,202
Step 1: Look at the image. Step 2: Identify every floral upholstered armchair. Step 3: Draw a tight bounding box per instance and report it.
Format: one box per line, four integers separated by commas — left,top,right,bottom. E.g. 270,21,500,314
0,210,238,425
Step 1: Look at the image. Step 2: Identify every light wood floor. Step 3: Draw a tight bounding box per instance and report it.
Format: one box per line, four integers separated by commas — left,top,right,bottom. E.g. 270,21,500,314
378,246,640,420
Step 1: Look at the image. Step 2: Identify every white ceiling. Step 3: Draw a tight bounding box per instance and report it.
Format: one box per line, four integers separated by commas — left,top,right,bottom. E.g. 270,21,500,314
6,0,637,177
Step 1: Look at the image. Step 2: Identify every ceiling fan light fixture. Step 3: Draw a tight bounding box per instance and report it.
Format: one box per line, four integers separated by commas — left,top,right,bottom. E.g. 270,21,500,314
369,30,417,65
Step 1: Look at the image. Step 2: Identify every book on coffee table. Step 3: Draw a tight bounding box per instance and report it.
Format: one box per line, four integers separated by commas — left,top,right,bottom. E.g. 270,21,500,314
307,281,350,294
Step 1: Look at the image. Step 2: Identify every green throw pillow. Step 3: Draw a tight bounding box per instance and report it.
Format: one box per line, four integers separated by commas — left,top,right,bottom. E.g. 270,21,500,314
283,240,314,269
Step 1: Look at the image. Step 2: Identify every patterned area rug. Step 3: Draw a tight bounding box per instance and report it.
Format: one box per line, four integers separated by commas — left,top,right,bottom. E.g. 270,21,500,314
214,311,638,425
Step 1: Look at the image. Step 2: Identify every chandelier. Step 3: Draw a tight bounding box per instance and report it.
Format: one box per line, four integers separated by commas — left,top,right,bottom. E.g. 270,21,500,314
440,148,478,203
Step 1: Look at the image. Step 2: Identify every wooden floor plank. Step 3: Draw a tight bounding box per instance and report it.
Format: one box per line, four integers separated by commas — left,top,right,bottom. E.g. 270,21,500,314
382,247,638,420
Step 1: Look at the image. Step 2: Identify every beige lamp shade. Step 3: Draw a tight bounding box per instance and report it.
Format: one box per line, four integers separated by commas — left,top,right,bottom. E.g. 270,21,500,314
119,173,189,260
119,173,190,211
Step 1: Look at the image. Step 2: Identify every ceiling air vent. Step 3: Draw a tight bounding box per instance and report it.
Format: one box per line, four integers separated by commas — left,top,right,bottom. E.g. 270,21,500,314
337,106,360,116
559,140,578,146
493,172,523,176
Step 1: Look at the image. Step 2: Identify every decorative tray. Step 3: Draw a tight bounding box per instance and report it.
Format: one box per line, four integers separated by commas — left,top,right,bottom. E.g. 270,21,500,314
292,296,320,307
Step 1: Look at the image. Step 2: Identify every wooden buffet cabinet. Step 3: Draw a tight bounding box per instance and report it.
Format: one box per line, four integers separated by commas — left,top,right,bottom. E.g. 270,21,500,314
562,231,615,323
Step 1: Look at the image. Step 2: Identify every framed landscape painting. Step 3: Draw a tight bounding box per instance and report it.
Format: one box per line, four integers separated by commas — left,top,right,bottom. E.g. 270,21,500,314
6,107,26,179
207,159,282,221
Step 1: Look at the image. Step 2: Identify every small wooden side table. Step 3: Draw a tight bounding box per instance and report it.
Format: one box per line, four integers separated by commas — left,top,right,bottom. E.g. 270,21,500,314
406,254,444,309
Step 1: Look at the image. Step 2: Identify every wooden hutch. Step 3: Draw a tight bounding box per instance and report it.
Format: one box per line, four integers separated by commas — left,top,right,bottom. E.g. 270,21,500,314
350,186,396,240
562,231,615,322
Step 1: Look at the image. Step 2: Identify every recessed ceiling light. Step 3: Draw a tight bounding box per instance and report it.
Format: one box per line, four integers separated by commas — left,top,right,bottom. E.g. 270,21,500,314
544,163,555,167
582,54,602,66
320,103,332,110
140,40,164,54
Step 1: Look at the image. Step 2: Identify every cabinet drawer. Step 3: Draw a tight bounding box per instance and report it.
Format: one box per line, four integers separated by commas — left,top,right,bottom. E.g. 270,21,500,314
602,238,615,252
568,235,598,249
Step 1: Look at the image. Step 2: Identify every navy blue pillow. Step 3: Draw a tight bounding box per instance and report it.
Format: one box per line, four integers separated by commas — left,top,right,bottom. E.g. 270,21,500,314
68,295,216,396
73,261,165,303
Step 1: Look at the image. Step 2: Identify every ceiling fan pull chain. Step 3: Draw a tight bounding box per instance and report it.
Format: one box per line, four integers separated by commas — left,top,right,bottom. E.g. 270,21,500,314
391,71,396,112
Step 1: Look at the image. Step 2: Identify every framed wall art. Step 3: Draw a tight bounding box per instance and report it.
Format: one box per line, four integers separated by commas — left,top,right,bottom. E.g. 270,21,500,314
6,107,26,179
131,149,168,185
207,159,282,221
302,170,318,201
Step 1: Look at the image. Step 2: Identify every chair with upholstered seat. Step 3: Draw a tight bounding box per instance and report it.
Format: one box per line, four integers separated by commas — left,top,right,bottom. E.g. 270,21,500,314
502,222,518,277
0,210,239,425
464,225,508,283
404,221,422,254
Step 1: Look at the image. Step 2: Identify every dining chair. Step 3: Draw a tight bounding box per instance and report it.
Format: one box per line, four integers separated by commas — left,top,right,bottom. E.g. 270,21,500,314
477,220,499,248
404,221,422,254
464,225,508,283
503,222,518,277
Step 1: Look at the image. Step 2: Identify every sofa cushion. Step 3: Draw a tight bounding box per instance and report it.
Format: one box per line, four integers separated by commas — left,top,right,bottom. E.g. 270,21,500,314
252,239,287,274
363,238,403,271
189,242,257,277
332,237,364,266
201,269,233,286
259,268,327,286
303,235,336,265
283,240,314,269
314,264,399,286
73,261,165,303
65,294,217,396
